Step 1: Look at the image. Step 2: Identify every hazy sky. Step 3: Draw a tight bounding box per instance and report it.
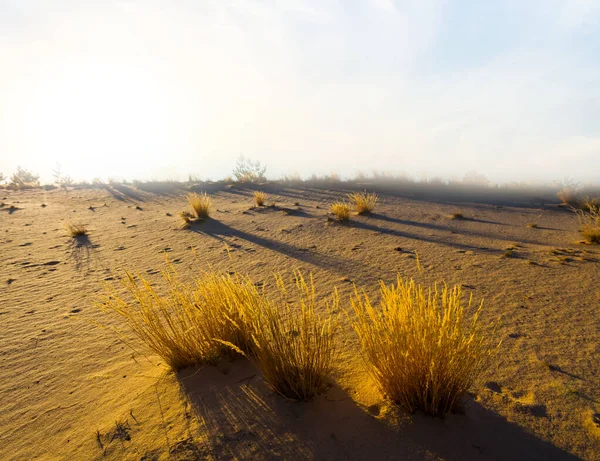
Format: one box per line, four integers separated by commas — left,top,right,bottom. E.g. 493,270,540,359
1,0,599,183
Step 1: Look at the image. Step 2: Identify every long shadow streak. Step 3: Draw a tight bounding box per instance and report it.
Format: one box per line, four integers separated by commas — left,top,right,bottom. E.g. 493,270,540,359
369,213,551,247
190,220,374,277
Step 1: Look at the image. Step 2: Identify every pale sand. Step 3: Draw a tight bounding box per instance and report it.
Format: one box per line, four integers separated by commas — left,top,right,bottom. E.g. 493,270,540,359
1,183,598,460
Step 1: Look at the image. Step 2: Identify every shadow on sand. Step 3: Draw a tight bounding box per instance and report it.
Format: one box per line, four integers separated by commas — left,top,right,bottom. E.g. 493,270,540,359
189,219,374,278
176,360,579,461
67,234,98,271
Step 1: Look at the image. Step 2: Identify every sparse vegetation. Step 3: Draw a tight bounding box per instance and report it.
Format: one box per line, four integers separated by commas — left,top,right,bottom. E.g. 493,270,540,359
180,193,211,227
581,196,600,213
330,202,351,221
576,205,600,243
99,269,264,370
52,164,73,187
348,191,378,214
253,191,268,207
449,212,464,220
65,223,88,237
351,277,497,416
527,223,538,228
10,166,40,188
557,188,579,207
233,156,267,183
246,273,338,401
99,266,338,401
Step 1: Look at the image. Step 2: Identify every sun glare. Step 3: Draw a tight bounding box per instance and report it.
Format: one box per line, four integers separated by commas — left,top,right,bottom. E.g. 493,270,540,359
23,61,173,179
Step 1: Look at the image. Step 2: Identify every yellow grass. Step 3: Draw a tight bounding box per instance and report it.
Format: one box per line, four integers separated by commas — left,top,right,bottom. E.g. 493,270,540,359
188,192,211,219
65,222,87,237
248,273,339,401
98,265,338,401
580,196,600,212
253,191,268,207
348,191,378,214
576,205,600,244
98,268,263,370
351,277,498,416
330,202,351,221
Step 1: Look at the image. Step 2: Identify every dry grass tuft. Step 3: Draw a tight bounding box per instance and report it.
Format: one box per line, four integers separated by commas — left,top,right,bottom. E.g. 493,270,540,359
253,191,268,207
188,192,211,219
348,191,378,214
65,222,88,237
98,268,263,370
449,212,464,220
576,205,600,244
580,196,600,212
527,223,538,228
248,273,338,401
330,202,351,221
178,211,195,229
352,277,497,417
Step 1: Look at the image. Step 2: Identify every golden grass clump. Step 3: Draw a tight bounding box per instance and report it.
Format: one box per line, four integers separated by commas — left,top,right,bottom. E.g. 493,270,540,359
330,202,351,221
248,273,339,401
351,277,497,417
188,192,211,219
98,268,263,370
576,205,600,244
348,191,378,214
65,222,87,237
253,191,268,207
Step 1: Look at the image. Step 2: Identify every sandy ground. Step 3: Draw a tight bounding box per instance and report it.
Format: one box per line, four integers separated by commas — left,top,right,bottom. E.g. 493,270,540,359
1,183,598,460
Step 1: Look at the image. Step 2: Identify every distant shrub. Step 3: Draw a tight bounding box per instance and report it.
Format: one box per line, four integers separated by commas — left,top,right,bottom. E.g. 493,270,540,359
352,277,498,417
348,191,378,214
330,202,350,221
52,165,73,187
253,191,268,207
10,167,39,188
233,156,267,183
557,188,579,206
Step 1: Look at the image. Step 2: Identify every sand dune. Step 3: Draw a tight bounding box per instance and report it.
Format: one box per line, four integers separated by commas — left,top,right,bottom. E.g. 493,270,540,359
1,183,598,460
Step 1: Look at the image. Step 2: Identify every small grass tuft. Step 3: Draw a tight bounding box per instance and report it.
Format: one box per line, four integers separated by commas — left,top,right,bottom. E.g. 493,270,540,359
330,202,351,221
348,191,378,214
352,277,498,417
527,223,538,228
188,192,211,219
253,191,268,207
449,212,464,220
65,222,88,237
